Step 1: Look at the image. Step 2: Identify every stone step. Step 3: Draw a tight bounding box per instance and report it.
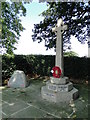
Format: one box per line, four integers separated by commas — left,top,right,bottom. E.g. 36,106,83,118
41,86,79,103
46,81,73,92
50,77,69,85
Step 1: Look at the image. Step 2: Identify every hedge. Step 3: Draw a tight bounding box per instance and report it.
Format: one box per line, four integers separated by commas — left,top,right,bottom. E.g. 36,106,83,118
2,54,89,82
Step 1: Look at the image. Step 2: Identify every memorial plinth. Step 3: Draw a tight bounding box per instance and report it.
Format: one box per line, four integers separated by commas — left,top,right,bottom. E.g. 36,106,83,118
41,18,79,103
41,77,79,103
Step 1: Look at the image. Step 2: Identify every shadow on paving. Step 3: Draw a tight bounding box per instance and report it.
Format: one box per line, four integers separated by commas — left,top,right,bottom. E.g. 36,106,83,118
1,79,89,119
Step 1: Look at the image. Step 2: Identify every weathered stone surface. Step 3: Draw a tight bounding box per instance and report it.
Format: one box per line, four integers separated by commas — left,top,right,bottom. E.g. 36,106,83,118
50,77,69,85
46,81,73,92
41,86,78,103
8,70,29,88
41,86,57,102
41,18,79,103
52,18,67,76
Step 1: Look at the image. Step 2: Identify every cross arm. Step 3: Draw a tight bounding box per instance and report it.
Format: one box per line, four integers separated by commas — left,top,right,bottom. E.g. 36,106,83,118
62,25,68,31
52,26,58,32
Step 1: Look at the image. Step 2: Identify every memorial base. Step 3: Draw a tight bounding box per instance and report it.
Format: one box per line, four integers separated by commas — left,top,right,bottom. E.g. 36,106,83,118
41,77,79,103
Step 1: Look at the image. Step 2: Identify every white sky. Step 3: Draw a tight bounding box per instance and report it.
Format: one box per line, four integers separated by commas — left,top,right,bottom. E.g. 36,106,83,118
14,2,88,57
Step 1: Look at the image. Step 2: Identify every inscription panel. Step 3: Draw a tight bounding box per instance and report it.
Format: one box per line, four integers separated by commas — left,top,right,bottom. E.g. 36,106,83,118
58,86,68,91
48,84,68,92
47,82,73,92
48,85,57,91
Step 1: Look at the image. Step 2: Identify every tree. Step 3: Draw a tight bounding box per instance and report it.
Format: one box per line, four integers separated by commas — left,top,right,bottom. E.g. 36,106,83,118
64,51,79,57
0,1,26,54
32,1,89,51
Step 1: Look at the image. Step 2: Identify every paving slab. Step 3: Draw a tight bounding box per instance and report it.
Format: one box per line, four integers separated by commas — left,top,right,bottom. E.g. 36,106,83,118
2,112,7,118
0,92,2,100
1,80,89,118
0,92,2,119
2,93,18,104
0,103,2,119
30,99,57,115
11,105,55,118
2,88,22,97
74,98,88,118
2,99,29,117
0,99,2,105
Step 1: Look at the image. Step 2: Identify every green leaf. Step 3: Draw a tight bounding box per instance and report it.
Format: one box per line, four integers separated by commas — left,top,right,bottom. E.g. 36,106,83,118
32,2,89,50
1,2,26,54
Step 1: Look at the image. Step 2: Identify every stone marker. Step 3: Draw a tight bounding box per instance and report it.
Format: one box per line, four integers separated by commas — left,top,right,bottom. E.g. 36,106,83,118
41,18,79,103
8,70,29,88
52,18,67,77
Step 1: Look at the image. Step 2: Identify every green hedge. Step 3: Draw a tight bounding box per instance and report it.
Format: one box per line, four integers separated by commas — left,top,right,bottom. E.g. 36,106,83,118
2,54,16,80
64,57,88,79
14,55,55,76
2,54,89,82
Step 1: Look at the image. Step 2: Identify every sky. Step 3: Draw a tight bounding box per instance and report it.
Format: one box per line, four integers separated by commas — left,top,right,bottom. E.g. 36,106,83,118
14,1,88,57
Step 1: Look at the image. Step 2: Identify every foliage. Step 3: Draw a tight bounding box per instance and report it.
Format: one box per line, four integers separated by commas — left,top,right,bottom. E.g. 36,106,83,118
32,2,89,51
14,55,55,76
64,56,88,79
0,55,2,85
2,55,89,83
14,55,34,74
0,1,26,54
2,54,16,80
64,51,79,57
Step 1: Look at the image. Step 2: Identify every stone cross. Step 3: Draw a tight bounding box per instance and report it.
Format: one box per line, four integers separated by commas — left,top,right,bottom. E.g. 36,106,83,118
52,18,67,77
